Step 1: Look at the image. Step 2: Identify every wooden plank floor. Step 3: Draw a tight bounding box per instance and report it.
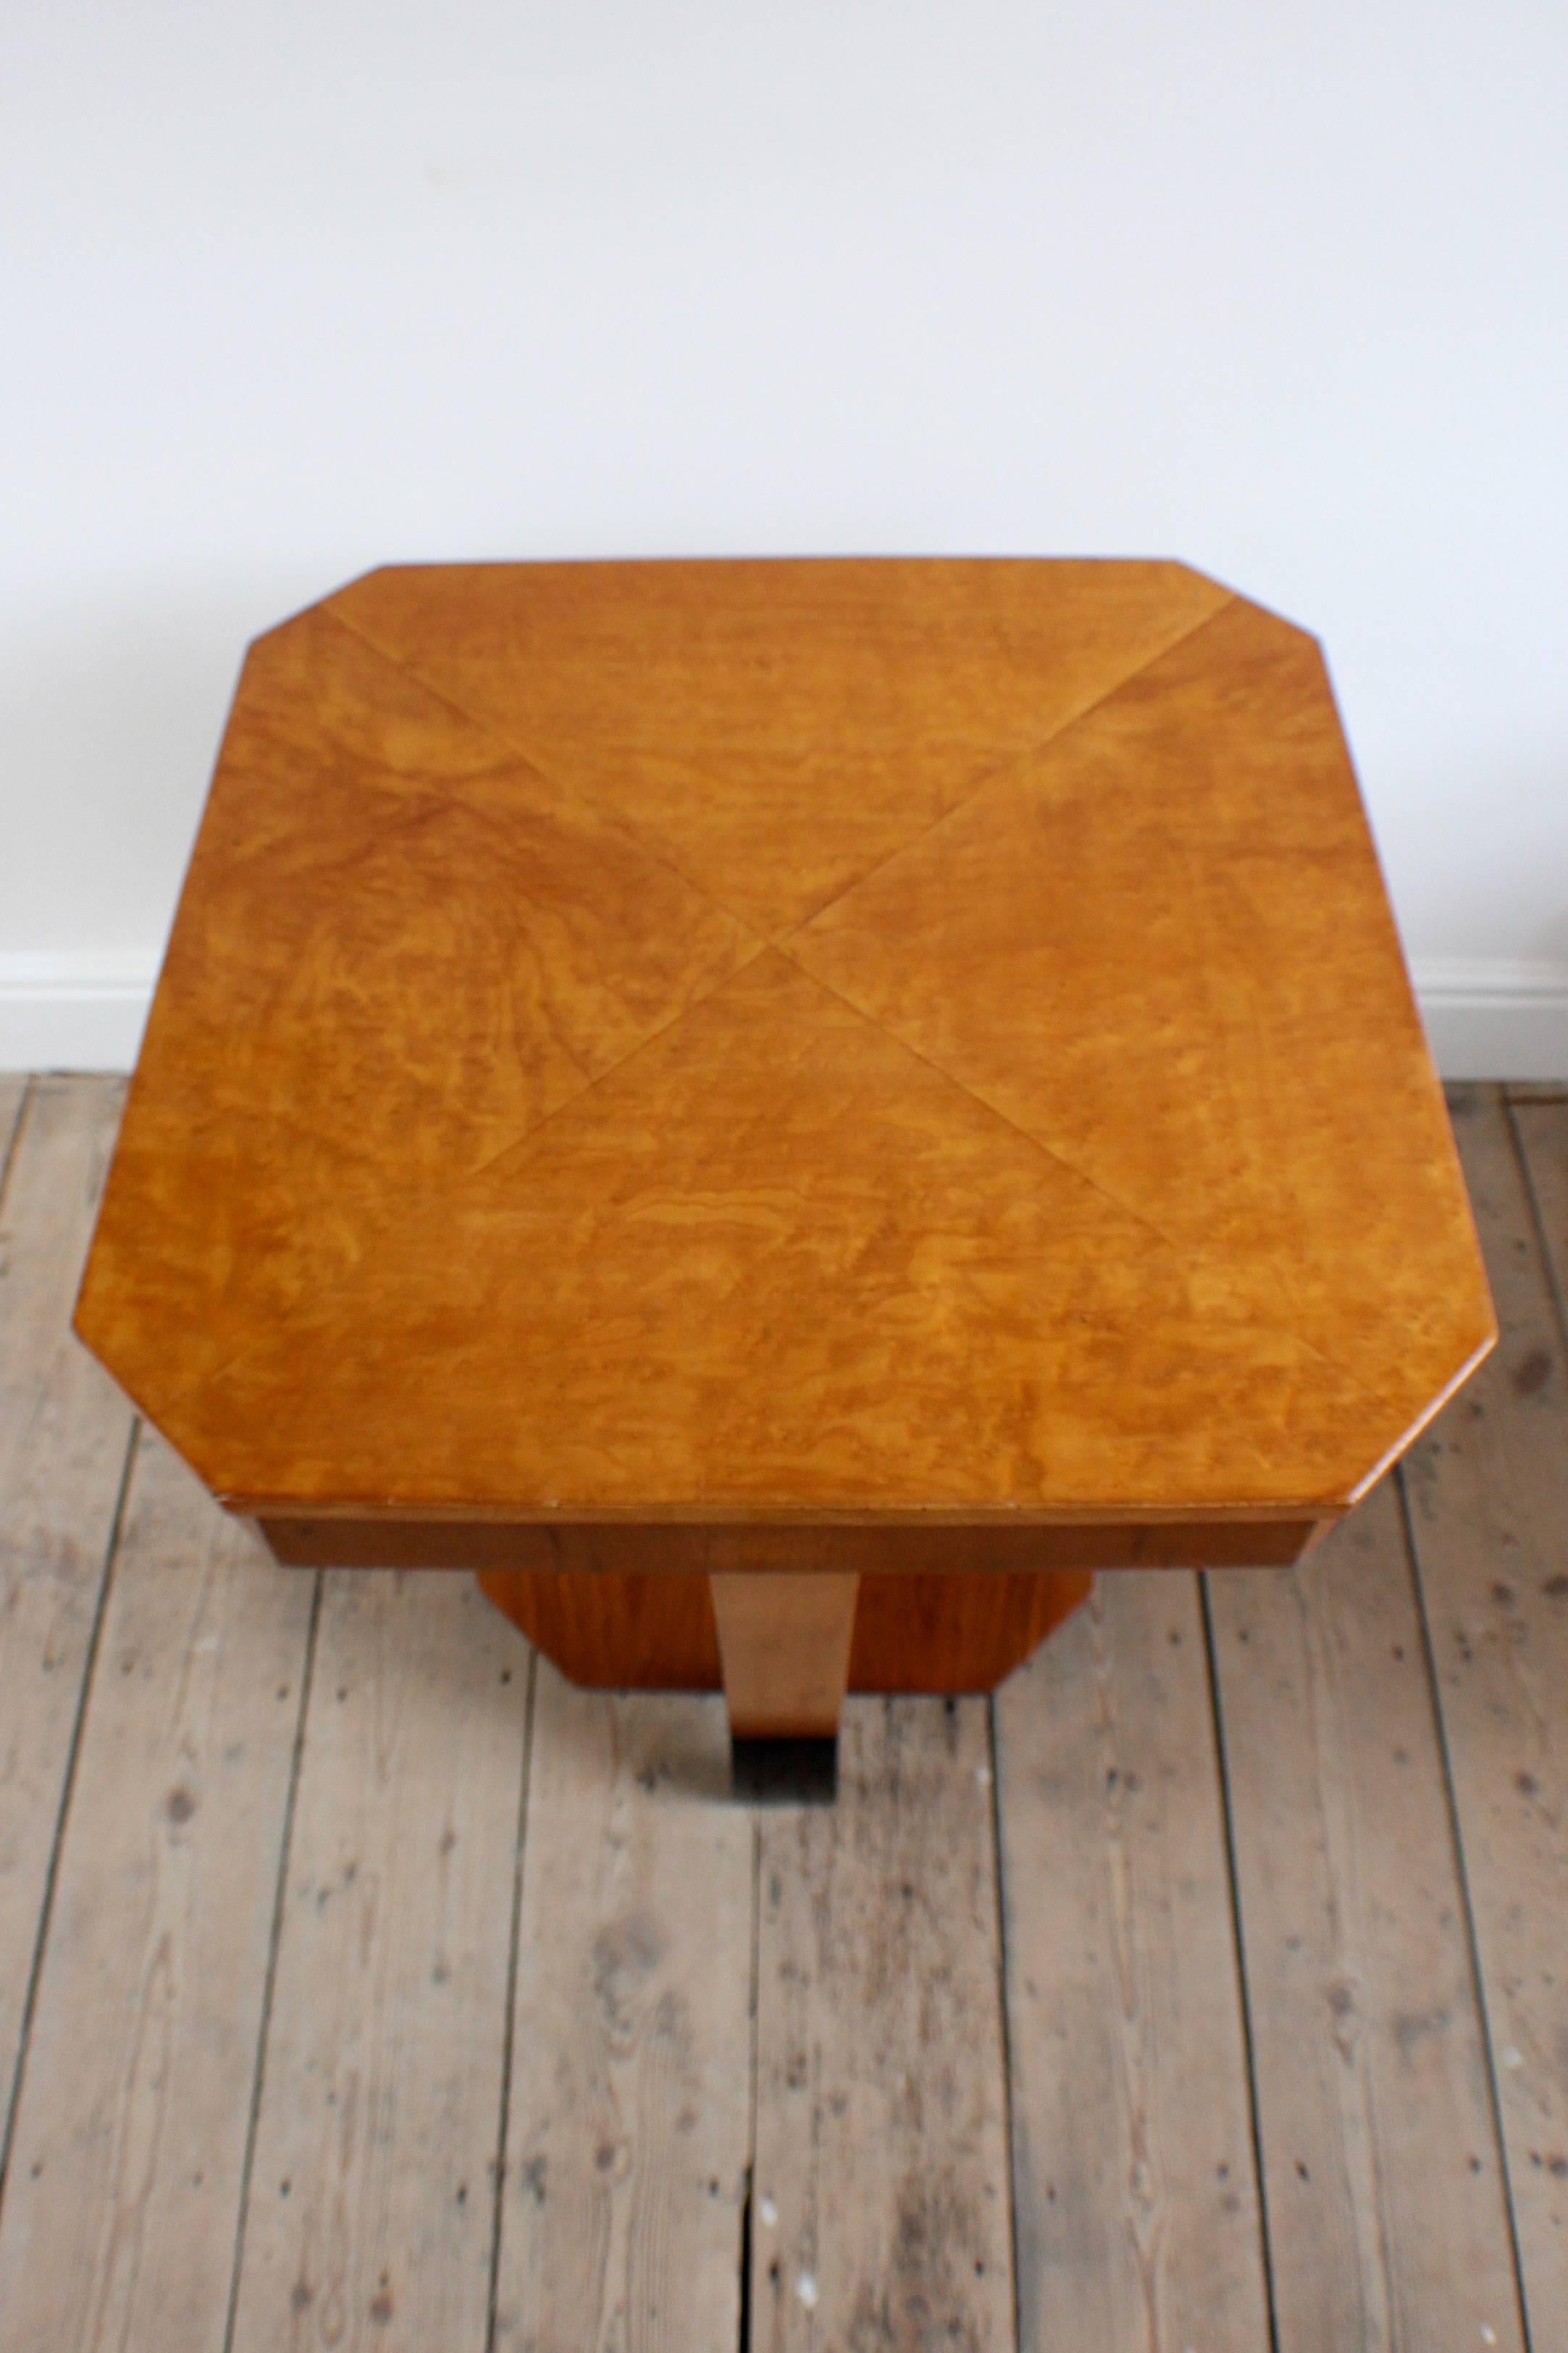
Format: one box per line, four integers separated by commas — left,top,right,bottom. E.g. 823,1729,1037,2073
0,1075,1562,2352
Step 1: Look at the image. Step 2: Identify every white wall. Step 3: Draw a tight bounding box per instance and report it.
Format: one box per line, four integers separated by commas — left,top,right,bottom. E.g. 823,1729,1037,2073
4,0,1566,1074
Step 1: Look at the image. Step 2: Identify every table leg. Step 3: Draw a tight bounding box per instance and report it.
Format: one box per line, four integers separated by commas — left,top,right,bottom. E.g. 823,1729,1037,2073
708,1571,859,1742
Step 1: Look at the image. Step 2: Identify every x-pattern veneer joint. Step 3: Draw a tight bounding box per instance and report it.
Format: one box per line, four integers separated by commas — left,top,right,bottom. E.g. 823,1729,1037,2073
75,558,1495,1755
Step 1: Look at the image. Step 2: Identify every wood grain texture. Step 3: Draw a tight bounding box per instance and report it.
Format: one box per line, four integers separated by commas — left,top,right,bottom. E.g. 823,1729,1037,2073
848,1567,1091,1694
90,942,1383,1521
328,556,1233,937
710,1571,858,1737
750,1695,1014,2349
477,1564,1094,1694
74,602,755,1468
493,1663,752,2351
75,560,1490,1536
480,1566,721,1692
227,1571,527,2353
1401,1084,1568,2348
792,593,1492,1495
0,1432,314,2353
264,1517,1320,1568
1209,1479,1524,2352
0,1078,137,2144
994,1571,1270,2351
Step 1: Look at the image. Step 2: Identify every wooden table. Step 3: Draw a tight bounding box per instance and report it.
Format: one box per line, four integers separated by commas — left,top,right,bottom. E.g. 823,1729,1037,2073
75,558,1494,1774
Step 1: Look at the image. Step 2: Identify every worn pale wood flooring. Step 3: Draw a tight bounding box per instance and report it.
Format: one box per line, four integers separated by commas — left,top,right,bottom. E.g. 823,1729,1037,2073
0,1075,1563,2352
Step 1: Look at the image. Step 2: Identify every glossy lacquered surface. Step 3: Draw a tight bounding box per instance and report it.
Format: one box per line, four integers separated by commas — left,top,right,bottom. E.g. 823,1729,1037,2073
75,559,1493,1523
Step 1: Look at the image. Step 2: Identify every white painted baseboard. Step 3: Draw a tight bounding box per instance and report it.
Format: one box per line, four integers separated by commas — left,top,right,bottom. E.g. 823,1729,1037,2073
0,955,156,1076
2,951,1565,1082
1411,959,1568,1082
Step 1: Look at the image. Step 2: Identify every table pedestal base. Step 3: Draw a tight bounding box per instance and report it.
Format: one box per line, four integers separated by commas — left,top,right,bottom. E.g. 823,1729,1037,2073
476,1566,1094,1736
258,1516,1320,1744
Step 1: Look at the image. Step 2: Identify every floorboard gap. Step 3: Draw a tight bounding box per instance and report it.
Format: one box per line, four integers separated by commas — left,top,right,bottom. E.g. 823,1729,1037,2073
1199,1569,1283,2353
0,1413,138,2217
1505,1092,1568,1358
1397,1464,1535,2353
0,1075,33,1207
220,1566,324,2353
737,2164,754,2353
988,1690,1024,2353
739,1803,762,2350
486,1643,538,2353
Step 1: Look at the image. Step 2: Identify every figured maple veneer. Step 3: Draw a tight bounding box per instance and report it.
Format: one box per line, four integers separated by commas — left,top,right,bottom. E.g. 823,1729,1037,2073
75,558,1494,1706
325,555,1231,938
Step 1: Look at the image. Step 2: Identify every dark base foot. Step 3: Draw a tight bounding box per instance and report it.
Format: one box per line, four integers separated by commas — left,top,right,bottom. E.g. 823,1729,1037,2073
730,1735,838,1804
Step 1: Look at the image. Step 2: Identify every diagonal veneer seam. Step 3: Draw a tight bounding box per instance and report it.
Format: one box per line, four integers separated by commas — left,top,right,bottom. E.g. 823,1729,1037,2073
773,595,1443,1429
779,946,1411,1434
209,593,1404,1474
327,582,1239,950
101,924,773,1429
246,606,773,1157
130,936,1398,1517
131,943,1204,1451
773,593,1241,943
319,603,774,956
285,592,1266,1234
770,939,1193,1258
460,934,775,1180
462,937,1152,1202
